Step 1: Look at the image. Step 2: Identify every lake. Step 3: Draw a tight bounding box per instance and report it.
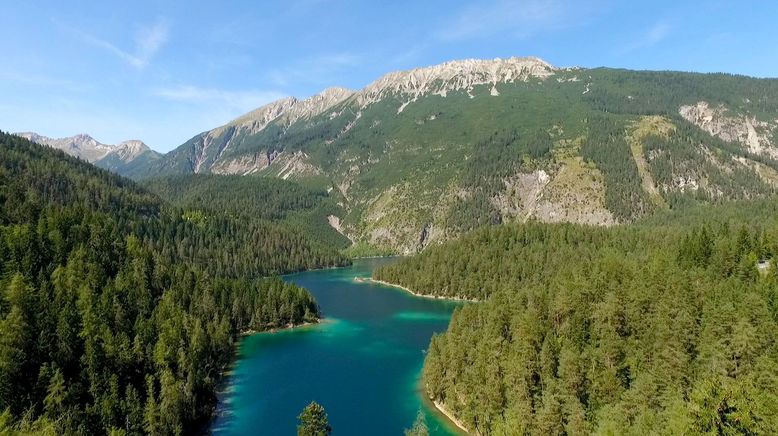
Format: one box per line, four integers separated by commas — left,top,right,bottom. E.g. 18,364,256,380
212,258,464,435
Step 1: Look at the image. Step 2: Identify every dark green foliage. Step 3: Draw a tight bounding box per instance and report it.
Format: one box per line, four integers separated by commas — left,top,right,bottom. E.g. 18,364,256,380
446,129,554,232
581,116,653,221
0,133,159,223
583,69,778,118
95,149,162,180
143,173,352,251
642,120,776,202
0,132,329,434
297,401,331,436
143,174,326,221
377,203,778,434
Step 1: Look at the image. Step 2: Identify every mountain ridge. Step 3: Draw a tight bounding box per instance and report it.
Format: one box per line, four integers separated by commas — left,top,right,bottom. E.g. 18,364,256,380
16,131,162,177
18,56,778,253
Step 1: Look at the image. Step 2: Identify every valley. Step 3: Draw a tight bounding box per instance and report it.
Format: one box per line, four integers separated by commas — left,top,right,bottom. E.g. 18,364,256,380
213,258,464,436
3,55,778,436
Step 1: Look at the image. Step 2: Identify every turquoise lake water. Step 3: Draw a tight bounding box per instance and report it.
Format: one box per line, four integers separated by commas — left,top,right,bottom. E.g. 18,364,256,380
212,258,463,435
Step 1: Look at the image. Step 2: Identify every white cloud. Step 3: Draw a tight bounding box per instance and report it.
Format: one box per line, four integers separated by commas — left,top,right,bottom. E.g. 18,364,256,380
0,70,82,89
59,18,169,69
134,20,169,66
621,21,670,53
436,0,582,41
645,22,670,46
152,85,287,112
266,52,360,86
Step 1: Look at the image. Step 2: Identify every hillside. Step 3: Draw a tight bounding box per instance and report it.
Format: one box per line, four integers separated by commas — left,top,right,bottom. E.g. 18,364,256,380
373,203,778,434
142,174,351,250
134,57,778,253
0,132,343,434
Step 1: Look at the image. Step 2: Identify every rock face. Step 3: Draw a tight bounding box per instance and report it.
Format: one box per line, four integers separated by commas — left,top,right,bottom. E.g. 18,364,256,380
355,56,555,110
172,88,354,175
679,101,778,158
113,140,153,161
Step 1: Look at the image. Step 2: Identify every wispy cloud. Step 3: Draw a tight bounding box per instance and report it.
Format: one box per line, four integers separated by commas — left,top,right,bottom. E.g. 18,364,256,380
152,85,287,112
621,21,671,53
58,18,169,69
436,0,583,41
266,52,360,87
0,70,83,90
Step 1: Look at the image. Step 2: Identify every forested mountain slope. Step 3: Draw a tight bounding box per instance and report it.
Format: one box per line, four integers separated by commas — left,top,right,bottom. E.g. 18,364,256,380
138,57,778,253
143,174,351,251
0,132,340,434
373,204,778,434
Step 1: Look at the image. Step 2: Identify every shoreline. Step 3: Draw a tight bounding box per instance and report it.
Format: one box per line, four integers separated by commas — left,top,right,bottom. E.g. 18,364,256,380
415,376,469,435
238,319,320,337
357,277,480,302
211,318,327,432
433,400,469,435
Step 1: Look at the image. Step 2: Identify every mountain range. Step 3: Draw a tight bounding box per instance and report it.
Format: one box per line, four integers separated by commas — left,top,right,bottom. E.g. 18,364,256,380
14,132,161,177
18,56,778,253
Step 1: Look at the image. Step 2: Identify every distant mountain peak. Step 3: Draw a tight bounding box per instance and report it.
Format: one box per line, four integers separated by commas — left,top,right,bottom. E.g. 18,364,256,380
114,140,151,161
227,87,354,135
14,131,154,164
228,97,299,131
16,132,112,161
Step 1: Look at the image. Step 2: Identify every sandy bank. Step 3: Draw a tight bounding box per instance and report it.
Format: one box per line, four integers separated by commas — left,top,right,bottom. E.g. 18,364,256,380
239,320,319,336
433,400,469,434
357,277,479,302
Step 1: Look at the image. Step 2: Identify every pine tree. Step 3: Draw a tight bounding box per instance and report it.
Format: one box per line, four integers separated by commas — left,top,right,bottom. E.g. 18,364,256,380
297,401,331,436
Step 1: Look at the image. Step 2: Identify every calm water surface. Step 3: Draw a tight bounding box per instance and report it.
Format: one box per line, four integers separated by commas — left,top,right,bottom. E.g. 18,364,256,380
212,258,464,435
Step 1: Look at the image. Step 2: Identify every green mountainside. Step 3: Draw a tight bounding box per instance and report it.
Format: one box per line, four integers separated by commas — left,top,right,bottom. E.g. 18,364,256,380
133,57,778,254
373,201,778,434
95,147,162,179
142,174,351,251
0,132,344,434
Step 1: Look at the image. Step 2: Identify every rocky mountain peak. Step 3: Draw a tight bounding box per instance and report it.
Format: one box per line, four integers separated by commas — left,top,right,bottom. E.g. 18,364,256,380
114,140,151,161
16,132,112,161
14,132,154,163
229,97,299,133
283,87,354,125
219,88,355,138
356,56,556,109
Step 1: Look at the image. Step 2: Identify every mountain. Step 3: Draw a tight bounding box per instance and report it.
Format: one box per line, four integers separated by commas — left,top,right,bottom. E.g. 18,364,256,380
15,131,114,162
16,131,161,177
94,139,163,177
140,57,778,253
142,173,352,251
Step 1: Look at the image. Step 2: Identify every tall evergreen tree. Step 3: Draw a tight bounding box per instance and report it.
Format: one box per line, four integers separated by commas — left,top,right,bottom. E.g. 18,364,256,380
297,401,332,436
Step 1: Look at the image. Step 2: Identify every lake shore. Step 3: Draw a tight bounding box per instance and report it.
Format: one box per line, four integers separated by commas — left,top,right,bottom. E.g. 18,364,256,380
415,377,469,435
432,400,469,435
356,277,480,302
239,319,320,337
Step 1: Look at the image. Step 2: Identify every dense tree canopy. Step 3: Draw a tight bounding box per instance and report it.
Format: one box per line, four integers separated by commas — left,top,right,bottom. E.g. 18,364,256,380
376,206,778,434
0,132,333,434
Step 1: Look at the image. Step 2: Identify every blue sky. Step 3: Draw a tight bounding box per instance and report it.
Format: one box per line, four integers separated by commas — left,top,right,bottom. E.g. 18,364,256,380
1,0,775,152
